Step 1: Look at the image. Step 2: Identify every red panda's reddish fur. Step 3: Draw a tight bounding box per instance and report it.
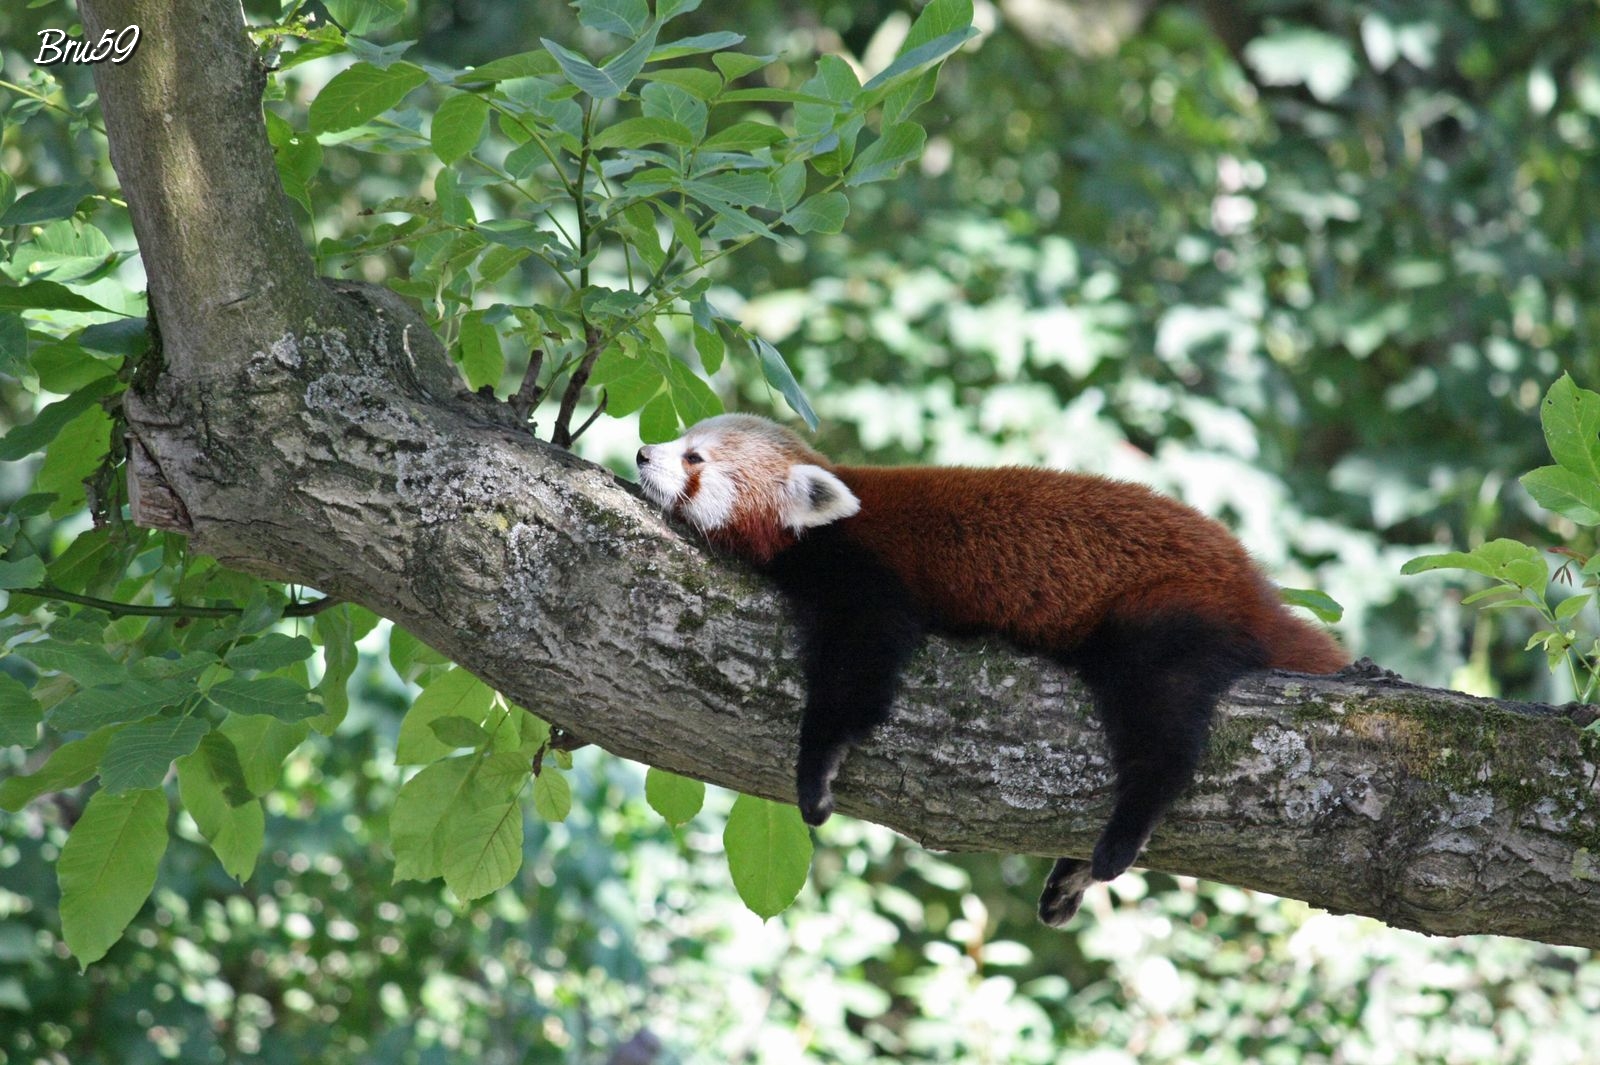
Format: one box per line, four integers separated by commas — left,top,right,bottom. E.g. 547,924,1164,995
832,465,1348,674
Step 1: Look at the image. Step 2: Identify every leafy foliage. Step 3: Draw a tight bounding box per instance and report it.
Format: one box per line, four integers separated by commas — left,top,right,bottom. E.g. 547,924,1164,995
1405,375,1600,705
299,0,975,442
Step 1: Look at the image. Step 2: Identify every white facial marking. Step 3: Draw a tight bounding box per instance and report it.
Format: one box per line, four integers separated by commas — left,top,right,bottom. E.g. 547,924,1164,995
682,466,738,530
637,437,689,510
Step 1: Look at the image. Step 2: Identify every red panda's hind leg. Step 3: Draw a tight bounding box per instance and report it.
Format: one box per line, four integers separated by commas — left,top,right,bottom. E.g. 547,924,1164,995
1041,610,1268,923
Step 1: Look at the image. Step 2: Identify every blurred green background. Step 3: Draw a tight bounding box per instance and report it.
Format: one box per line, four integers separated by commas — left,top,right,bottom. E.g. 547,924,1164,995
4,0,1600,1061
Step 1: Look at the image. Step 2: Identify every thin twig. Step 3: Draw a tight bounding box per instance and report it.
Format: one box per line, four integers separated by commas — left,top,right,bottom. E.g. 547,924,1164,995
567,389,608,446
12,584,342,620
551,326,604,448
510,347,546,424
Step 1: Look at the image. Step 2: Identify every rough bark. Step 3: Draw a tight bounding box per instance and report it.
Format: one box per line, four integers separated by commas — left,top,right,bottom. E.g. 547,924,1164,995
81,0,1600,949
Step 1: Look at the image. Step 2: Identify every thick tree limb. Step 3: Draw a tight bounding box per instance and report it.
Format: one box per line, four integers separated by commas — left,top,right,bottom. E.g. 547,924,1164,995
82,0,1600,949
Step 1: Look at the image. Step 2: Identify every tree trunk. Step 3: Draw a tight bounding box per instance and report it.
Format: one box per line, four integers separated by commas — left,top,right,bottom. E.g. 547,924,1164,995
80,0,1600,949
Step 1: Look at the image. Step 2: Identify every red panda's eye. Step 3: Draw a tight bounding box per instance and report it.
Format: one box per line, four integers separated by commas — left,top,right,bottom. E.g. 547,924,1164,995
684,451,704,465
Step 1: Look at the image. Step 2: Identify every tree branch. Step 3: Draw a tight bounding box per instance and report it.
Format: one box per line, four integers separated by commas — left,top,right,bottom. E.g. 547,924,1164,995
80,0,1600,949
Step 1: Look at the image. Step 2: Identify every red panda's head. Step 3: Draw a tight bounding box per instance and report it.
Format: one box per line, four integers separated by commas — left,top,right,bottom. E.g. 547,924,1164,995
637,414,860,563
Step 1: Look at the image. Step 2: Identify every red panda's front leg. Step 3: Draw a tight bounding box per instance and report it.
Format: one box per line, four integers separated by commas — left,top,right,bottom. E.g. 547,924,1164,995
764,529,926,826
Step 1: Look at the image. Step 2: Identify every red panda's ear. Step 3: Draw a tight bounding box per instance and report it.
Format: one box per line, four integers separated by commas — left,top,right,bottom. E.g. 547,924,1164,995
782,464,861,530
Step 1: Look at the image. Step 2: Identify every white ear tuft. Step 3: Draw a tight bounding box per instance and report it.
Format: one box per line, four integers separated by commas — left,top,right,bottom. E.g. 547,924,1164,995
782,464,860,530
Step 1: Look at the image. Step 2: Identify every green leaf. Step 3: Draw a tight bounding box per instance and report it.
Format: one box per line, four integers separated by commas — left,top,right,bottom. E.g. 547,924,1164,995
322,0,406,34
431,91,489,165
216,714,308,798
645,767,704,826
0,555,46,590
845,122,926,186
1279,587,1345,623
176,750,264,882
0,728,115,811
639,392,679,443
98,714,210,795
0,313,26,379
723,793,812,920
397,667,495,765
32,340,121,393
782,191,849,234
308,62,429,134
701,120,785,152
44,525,122,593
1539,375,1600,485
650,31,745,62
58,788,168,966
0,374,118,461
3,220,115,284
0,182,94,226
1554,594,1590,622
658,0,702,22
195,730,254,806
589,344,665,417
47,678,192,732
639,68,722,103
666,359,721,424
712,52,773,82
752,337,817,430
1401,538,1548,593
392,756,481,881
532,769,571,821
575,0,649,37
899,0,974,57
0,281,119,315
693,324,724,374
542,26,660,100
456,311,505,391
429,715,492,749
442,802,524,900
206,676,320,722
388,625,449,685
1521,465,1600,526
224,633,316,673
861,26,978,92
16,639,126,687
590,116,696,150
36,403,111,516
463,50,560,83
0,674,42,748
312,605,360,734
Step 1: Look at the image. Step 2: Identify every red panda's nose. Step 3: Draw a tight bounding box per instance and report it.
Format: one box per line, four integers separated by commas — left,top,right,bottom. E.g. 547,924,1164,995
636,447,650,468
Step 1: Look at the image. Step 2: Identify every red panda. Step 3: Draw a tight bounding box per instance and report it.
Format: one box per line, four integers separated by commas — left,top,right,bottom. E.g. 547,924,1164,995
637,413,1347,925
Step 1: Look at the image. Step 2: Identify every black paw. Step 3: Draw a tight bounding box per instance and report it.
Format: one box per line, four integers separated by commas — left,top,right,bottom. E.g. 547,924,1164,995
797,780,835,826
1037,858,1095,928
1090,833,1143,883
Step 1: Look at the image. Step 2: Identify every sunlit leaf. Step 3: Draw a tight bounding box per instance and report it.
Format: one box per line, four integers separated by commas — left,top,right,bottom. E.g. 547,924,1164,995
442,802,524,900
58,788,168,966
646,767,705,826
724,793,811,919
308,62,429,134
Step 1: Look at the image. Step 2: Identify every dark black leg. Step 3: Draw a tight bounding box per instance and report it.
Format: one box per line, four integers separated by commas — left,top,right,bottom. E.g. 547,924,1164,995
764,529,925,826
1038,857,1095,927
1043,611,1266,923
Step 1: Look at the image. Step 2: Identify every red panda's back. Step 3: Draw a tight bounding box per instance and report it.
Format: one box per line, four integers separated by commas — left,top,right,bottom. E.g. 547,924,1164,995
833,465,1346,673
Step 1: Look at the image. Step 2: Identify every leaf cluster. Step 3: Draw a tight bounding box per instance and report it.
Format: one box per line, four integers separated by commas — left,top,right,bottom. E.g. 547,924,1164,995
282,0,974,442
1403,374,1600,704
